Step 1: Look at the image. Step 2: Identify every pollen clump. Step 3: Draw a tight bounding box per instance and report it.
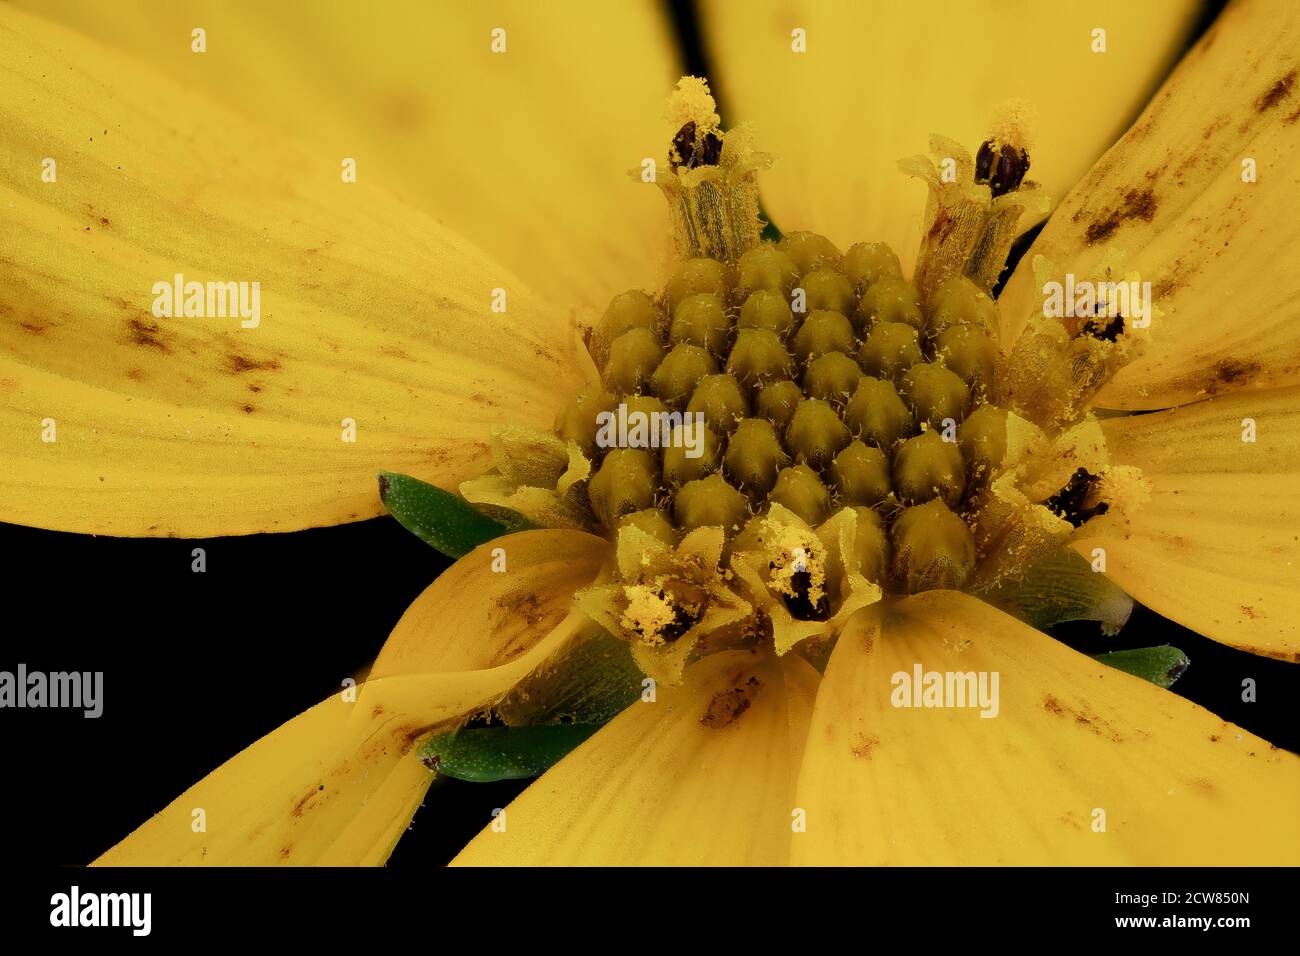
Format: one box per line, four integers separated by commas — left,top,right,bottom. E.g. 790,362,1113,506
665,75,721,136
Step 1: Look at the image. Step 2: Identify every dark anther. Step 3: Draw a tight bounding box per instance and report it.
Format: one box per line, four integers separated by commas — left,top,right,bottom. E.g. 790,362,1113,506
658,599,698,642
975,140,1030,198
975,141,996,182
700,131,723,166
782,569,831,621
1081,314,1125,342
670,121,723,172
634,584,706,643
1044,467,1109,529
670,121,696,170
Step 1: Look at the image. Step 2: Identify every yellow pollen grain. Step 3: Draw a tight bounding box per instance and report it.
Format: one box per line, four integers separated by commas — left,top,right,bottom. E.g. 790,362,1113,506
989,98,1037,153
765,523,827,605
667,75,720,133
621,581,678,644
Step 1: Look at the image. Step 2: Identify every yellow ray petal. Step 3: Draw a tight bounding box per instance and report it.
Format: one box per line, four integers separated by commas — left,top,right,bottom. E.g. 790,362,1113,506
451,650,820,865
371,528,610,678
701,0,1199,268
0,7,585,536
795,592,1300,866
1073,387,1300,662
95,531,604,866
17,0,679,314
1000,1,1300,408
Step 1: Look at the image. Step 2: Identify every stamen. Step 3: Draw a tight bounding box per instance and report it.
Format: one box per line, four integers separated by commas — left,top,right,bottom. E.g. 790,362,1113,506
974,140,1030,198
670,120,723,172
1043,467,1110,528
782,568,830,621
656,77,772,263
1080,314,1125,342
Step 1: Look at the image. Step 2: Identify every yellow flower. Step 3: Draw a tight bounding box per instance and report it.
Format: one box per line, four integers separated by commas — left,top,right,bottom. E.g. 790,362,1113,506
3,1,1297,866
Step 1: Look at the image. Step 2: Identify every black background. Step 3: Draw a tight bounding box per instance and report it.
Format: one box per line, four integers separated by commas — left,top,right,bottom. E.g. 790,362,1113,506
3,512,1295,868
4,0,1289,873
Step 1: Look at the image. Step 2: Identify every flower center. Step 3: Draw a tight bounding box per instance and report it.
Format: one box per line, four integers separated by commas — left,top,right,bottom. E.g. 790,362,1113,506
564,233,1008,599
515,79,1147,671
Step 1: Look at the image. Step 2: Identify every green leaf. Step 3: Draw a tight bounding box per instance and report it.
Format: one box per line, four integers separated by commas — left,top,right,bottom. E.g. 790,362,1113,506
1092,646,1190,689
377,471,508,558
419,725,600,782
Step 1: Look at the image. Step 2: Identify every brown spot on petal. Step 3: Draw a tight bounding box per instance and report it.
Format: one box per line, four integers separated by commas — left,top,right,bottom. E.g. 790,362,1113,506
1255,69,1296,112
1043,694,1124,742
1084,188,1158,244
701,675,762,729
851,734,880,759
227,353,280,374
1215,358,1260,385
126,317,170,352
379,89,428,132
290,786,323,818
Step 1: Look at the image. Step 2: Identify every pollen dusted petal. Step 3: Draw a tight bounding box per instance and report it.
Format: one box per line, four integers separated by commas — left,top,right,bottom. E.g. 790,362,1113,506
999,0,1300,407
452,650,819,865
0,9,584,536
98,530,609,865
794,592,1300,865
700,0,1200,267
1074,387,1300,661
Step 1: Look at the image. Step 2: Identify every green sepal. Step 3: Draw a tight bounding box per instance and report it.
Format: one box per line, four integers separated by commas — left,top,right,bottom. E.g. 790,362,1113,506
377,471,508,558
759,208,783,243
981,547,1133,635
1092,646,1190,689
495,629,645,727
419,724,600,782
